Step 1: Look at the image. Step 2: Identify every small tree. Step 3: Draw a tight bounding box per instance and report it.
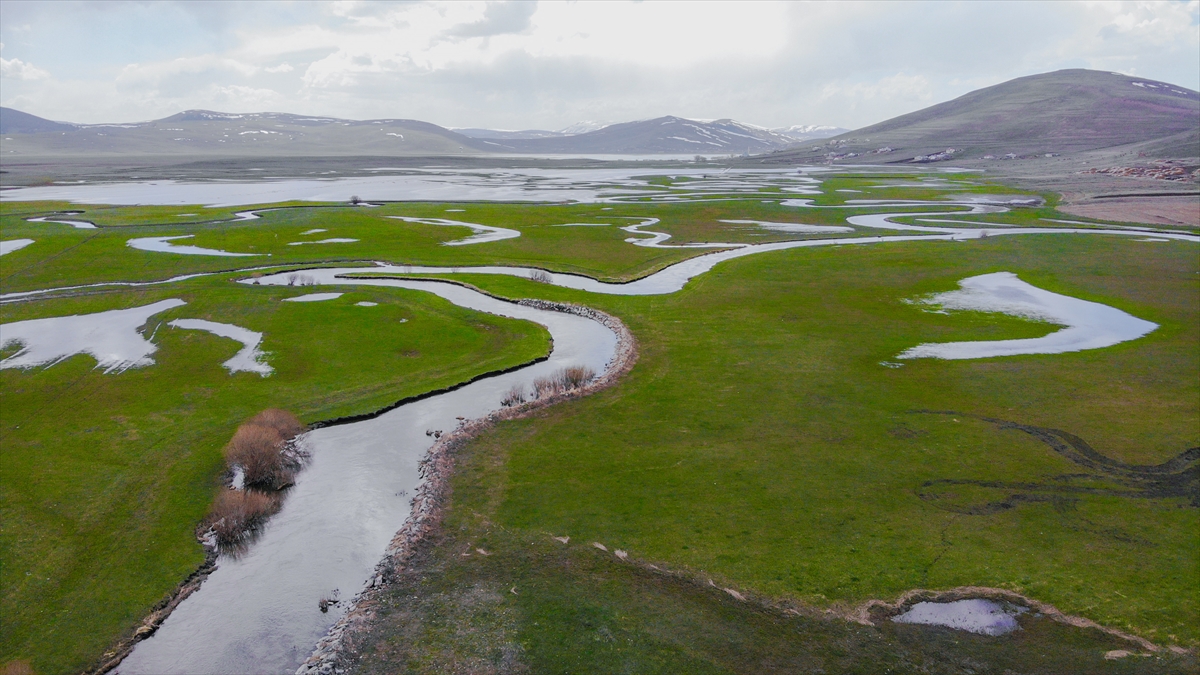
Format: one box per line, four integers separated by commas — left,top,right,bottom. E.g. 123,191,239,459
349,195,361,205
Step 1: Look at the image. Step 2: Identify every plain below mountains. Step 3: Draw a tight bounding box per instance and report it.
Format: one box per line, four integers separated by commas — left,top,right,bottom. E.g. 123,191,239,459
0,108,841,159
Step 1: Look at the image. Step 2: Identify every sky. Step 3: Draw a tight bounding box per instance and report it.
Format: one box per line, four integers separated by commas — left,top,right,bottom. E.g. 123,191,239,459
1,0,1198,131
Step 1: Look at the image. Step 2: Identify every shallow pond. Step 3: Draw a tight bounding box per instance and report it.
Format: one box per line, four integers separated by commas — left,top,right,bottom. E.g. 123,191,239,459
0,299,185,374
898,272,1158,360
893,599,1025,636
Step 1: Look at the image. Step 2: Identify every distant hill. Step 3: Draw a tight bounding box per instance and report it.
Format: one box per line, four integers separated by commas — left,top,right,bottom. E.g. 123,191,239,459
0,107,76,134
454,128,563,140
0,109,832,157
0,108,493,157
481,116,800,154
768,69,1199,164
772,125,847,142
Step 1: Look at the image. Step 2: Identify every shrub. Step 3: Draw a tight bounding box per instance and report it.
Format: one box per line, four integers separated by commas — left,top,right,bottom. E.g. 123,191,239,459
225,423,290,489
528,269,552,284
532,375,559,399
251,408,305,440
207,489,280,549
557,365,596,390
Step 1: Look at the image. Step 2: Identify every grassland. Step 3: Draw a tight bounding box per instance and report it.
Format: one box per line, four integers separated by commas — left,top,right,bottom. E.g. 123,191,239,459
1,171,1196,673
0,279,549,675
5,173,1166,296
344,232,1197,670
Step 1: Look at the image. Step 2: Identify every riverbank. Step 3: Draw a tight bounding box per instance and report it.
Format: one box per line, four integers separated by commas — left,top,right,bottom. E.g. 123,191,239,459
295,300,637,674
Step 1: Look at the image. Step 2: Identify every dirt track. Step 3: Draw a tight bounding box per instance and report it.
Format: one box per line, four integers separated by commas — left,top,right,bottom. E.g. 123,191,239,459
1060,196,1199,227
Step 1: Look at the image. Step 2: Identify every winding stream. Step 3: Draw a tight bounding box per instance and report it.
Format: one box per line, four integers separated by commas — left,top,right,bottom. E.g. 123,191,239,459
4,177,1196,672
116,277,617,675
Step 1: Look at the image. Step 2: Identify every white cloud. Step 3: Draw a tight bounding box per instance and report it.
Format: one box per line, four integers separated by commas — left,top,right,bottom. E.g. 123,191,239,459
1,56,49,80
116,55,261,87
0,1,1195,128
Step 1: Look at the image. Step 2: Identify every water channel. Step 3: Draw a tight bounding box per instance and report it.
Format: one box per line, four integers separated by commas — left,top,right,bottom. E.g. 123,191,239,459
2,170,1194,672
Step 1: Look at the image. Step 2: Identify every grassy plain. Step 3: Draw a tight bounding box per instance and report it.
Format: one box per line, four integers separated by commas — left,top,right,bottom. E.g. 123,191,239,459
0,172,1196,672
4,172,1156,296
347,232,1198,670
0,279,549,674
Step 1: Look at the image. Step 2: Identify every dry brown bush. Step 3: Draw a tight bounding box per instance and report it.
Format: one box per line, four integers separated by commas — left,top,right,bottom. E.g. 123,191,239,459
532,366,597,399
500,384,527,407
251,408,305,440
207,489,280,549
225,423,289,489
532,375,560,399
557,365,596,390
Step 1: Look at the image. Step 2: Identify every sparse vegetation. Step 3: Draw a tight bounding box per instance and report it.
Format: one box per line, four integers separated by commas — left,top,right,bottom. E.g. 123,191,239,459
528,269,551,283
500,384,526,407
531,365,597,400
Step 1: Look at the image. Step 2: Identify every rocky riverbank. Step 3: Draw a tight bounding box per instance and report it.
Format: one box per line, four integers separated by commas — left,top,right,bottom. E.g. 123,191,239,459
294,301,637,675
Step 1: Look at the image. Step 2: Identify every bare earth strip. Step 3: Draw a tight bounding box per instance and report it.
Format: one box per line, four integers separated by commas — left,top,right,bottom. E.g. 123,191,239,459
1059,196,1200,227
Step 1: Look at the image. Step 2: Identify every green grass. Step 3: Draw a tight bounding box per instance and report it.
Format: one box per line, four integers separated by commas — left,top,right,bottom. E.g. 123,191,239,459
0,277,550,675
346,434,1197,674
380,232,1198,655
3,174,1120,296
1,171,1196,672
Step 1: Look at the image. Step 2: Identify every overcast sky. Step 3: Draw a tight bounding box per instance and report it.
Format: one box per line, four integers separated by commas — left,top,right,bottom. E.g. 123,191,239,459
2,1,1197,131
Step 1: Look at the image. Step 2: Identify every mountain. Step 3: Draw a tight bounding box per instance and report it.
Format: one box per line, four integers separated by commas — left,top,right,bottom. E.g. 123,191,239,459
556,121,611,135
480,116,800,154
0,109,805,157
772,125,847,141
0,107,76,134
767,69,1199,164
454,128,562,140
0,108,493,157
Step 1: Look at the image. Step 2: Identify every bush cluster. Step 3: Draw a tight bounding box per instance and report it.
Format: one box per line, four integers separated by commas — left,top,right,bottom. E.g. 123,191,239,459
206,409,307,549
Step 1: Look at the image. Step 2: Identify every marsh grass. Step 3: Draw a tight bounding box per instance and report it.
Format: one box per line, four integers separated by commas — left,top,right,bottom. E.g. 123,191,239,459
532,366,597,400
500,384,526,408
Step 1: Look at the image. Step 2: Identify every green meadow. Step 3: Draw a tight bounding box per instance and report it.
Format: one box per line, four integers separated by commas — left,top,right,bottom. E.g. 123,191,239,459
0,280,549,675
0,172,1196,672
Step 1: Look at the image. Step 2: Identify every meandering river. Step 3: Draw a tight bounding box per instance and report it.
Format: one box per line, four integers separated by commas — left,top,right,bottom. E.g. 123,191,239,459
2,171,1194,673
